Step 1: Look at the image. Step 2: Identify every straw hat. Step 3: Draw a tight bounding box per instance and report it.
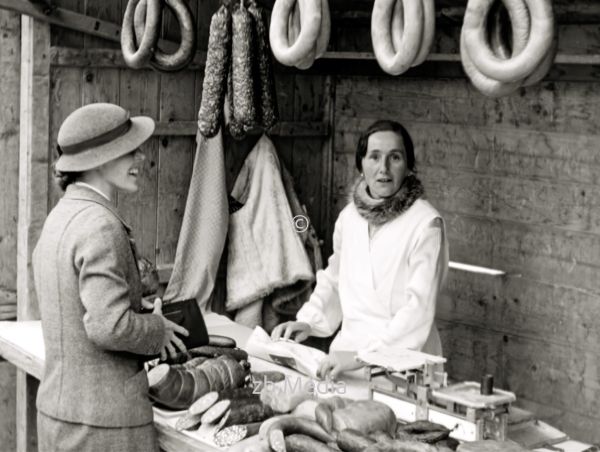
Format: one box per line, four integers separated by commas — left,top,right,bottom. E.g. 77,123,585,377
55,103,155,172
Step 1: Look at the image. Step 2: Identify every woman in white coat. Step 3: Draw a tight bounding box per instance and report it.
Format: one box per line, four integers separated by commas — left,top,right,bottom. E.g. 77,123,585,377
272,120,448,380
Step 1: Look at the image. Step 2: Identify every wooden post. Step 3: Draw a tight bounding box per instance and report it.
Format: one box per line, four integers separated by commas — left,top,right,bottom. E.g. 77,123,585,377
17,14,50,452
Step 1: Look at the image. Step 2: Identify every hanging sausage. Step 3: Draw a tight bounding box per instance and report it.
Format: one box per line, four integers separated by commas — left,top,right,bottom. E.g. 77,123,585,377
371,0,436,76
198,6,232,138
133,0,197,72
460,0,556,97
121,0,197,72
200,0,279,139
269,0,330,69
463,0,554,83
121,0,161,69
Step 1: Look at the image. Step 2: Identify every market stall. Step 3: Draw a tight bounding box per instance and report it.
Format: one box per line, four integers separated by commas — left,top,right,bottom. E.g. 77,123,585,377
1,0,600,450
0,315,595,452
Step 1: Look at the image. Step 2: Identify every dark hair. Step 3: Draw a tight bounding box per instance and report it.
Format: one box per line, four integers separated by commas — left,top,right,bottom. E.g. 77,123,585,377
355,120,416,173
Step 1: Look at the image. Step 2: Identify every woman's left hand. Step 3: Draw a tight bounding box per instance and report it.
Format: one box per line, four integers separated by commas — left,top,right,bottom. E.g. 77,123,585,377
317,351,363,381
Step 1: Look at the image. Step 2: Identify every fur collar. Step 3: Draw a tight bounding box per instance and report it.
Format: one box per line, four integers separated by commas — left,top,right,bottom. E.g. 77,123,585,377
351,174,425,226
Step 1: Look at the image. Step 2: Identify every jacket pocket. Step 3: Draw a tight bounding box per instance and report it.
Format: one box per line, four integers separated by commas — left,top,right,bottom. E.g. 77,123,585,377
124,368,149,396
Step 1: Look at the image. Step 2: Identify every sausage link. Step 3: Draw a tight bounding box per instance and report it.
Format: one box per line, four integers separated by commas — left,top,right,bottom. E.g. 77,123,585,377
198,6,231,137
248,0,279,129
232,2,258,128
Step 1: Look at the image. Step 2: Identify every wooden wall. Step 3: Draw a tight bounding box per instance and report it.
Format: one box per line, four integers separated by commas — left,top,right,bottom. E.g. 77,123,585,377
46,0,332,269
0,8,21,451
3,0,600,447
329,7,600,444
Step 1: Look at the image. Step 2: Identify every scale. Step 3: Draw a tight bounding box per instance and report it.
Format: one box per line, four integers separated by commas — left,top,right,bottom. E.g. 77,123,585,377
358,347,516,442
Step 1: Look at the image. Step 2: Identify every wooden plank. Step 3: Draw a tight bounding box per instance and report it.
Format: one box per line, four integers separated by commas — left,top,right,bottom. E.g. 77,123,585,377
47,66,82,210
17,15,50,452
335,120,600,186
0,0,121,42
516,399,600,445
84,0,122,49
291,74,326,244
118,69,160,262
320,75,336,257
444,212,600,290
438,321,600,436
16,371,38,452
155,71,195,267
50,0,84,47
438,269,600,352
153,120,330,137
0,9,21,319
335,77,600,135
49,46,206,70
18,16,50,321
81,67,120,105
0,362,17,450
155,421,219,452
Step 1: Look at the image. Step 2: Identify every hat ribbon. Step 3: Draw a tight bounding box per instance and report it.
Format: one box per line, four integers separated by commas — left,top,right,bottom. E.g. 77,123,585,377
58,118,133,155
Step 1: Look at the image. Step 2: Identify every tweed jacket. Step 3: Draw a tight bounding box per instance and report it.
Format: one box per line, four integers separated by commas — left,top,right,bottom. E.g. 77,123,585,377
32,184,166,427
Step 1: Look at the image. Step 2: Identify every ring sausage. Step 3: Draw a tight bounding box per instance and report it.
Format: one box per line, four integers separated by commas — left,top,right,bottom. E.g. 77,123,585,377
522,25,558,86
270,0,322,66
133,0,196,72
460,0,530,97
411,0,435,66
291,0,317,70
371,0,424,75
314,0,330,58
121,0,161,69
463,0,554,83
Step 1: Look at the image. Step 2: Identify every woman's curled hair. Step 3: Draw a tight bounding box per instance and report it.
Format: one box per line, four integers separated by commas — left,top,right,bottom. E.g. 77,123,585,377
53,164,81,191
355,119,416,173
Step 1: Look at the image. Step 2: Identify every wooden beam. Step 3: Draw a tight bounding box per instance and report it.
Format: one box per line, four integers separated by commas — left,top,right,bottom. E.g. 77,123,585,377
153,120,330,137
0,0,204,59
17,14,50,452
16,372,38,452
0,0,121,42
49,46,207,70
18,15,49,321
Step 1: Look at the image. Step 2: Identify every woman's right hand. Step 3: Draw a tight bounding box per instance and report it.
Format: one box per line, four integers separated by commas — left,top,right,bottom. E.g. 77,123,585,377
151,298,189,361
271,321,311,343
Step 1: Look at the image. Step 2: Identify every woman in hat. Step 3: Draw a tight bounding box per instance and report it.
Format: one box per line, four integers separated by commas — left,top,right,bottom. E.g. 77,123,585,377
32,103,188,451
272,119,449,380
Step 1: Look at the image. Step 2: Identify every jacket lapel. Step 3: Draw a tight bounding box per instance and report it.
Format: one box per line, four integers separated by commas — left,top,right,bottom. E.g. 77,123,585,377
63,183,139,267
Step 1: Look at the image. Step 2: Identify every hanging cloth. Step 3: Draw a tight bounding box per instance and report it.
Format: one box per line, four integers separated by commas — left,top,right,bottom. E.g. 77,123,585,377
163,129,229,309
226,134,314,326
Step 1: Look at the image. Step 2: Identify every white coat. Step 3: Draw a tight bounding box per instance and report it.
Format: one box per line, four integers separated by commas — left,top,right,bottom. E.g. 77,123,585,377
296,199,448,356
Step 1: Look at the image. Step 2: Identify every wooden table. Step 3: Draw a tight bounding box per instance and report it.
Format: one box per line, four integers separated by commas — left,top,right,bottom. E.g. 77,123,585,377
0,314,372,452
0,317,595,452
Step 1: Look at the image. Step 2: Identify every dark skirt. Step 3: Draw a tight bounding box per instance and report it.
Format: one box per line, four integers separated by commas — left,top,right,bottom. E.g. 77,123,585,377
37,412,160,452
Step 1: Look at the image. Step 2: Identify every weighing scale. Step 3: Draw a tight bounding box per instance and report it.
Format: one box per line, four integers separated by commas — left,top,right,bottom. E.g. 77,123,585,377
358,347,516,442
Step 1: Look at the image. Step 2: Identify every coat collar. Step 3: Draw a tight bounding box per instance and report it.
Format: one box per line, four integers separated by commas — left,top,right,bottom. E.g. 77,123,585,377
351,174,425,226
63,184,132,233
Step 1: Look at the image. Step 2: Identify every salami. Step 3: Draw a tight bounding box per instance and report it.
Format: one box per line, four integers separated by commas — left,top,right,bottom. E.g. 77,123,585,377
198,6,231,138
248,0,279,128
232,2,258,128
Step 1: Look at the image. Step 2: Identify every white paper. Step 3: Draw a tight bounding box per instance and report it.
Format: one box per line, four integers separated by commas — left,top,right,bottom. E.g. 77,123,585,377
244,326,327,379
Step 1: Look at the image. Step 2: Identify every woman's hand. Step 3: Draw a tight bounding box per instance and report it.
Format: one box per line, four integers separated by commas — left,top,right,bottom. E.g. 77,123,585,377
148,298,190,361
271,321,312,343
317,351,363,381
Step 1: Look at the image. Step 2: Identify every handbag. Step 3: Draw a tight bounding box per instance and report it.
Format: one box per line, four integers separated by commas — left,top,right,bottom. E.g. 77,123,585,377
138,298,209,360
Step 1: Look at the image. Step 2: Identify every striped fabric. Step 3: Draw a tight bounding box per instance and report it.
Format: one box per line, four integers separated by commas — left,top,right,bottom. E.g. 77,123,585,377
163,129,228,308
